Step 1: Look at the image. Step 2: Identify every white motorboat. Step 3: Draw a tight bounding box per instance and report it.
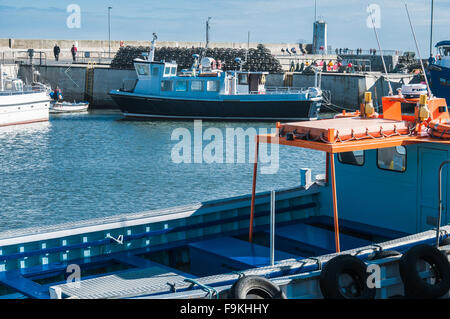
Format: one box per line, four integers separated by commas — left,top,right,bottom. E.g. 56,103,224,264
49,101,89,114
0,64,50,127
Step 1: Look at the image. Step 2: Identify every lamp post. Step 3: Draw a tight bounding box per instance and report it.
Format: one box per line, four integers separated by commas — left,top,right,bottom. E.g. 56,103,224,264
108,6,112,58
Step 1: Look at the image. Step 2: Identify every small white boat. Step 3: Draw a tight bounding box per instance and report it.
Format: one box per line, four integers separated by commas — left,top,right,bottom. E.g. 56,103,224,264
50,101,89,114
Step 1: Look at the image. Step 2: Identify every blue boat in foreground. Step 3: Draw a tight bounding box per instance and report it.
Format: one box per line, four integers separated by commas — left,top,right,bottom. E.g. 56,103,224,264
109,37,323,121
0,91,448,299
429,41,450,104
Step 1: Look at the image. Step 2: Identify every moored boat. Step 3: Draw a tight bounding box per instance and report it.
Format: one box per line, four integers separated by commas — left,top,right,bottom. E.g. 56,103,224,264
0,64,50,127
109,36,323,121
49,101,89,114
0,91,448,299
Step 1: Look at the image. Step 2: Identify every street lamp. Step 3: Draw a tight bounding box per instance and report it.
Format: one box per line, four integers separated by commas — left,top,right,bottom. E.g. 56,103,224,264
108,6,112,58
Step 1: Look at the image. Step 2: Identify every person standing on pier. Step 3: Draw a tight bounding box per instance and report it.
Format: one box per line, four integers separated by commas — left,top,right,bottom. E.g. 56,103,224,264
71,44,77,62
53,44,60,61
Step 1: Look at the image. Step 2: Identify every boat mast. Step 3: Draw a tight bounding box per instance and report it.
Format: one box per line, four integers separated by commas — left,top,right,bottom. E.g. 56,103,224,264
368,5,393,96
149,33,157,62
405,3,432,97
430,0,434,57
206,17,211,50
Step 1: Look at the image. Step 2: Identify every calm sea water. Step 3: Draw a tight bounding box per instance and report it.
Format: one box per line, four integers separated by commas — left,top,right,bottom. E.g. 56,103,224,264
0,110,325,232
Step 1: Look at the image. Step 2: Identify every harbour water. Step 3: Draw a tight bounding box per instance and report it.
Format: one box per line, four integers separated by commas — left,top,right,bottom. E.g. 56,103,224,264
0,110,325,232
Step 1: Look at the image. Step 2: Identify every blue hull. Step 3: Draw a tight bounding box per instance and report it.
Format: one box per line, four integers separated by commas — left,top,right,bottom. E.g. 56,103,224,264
429,64,450,103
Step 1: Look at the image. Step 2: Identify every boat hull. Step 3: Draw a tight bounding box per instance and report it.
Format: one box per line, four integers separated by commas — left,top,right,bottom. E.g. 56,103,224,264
109,92,321,121
0,91,50,127
49,102,89,114
429,64,450,104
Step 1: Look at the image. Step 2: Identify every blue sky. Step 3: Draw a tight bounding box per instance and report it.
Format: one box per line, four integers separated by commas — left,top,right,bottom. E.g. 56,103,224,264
0,0,449,56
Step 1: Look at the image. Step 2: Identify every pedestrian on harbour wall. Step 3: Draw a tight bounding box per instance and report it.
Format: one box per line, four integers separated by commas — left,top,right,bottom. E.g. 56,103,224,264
71,44,77,62
53,44,60,61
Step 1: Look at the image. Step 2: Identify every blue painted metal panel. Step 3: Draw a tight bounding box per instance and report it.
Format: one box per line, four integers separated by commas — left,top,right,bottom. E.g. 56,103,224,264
268,223,371,256
189,237,297,276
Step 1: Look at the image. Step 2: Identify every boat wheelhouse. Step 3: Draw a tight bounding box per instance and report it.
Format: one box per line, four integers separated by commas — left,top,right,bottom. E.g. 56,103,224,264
429,40,450,104
109,40,323,121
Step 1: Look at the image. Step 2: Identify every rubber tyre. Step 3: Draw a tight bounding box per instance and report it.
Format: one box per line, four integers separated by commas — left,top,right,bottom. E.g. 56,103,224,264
320,254,376,299
399,244,450,299
368,250,401,261
228,276,286,299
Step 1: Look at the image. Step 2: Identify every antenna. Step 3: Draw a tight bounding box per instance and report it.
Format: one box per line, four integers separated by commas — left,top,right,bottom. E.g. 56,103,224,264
368,4,393,96
245,31,250,65
206,17,211,49
405,3,432,97
314,0,317,22
430,0,434,57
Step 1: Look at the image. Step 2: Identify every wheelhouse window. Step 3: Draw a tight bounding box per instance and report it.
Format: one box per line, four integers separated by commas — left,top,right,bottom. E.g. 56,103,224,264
161,80,173,91
170,67,177,75
191,80,203,92
238,74,248,85
164,67,171,76
440,78,449,86
338,151,364,166
206,80,220,92
136,64,149,76
152,67,159,76
175,80,187,92
377,146,406,172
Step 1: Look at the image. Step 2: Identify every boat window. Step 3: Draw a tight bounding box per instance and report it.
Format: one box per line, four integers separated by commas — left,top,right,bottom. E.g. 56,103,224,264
136,64,150,76
161,80,173,91
377,146,406,172
238,74,248,85
175,80,187,92
206,80,220,92
164,67,171,75
171,67,177,75
337,151,364,166
191,80,203,92
440,78,449,86
152,67,159,76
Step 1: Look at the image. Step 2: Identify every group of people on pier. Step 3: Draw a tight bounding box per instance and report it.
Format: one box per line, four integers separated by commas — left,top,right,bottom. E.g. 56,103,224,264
53,43,78,62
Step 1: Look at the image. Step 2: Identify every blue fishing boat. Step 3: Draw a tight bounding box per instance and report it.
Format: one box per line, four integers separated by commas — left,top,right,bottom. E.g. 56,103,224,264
109,37,323,121
429,41,450,103
0,91,448,300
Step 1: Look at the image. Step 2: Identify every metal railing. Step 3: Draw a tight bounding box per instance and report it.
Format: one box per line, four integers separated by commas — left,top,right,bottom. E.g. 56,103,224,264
264,87,309,94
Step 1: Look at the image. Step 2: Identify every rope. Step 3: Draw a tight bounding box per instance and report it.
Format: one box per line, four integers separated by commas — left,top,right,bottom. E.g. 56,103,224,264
184,278,219,299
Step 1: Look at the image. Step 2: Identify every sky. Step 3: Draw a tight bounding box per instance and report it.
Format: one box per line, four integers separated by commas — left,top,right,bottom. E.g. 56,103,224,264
0,0,449,56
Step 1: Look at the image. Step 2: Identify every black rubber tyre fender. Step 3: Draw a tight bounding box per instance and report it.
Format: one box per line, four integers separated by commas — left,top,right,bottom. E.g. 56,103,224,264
399,244,450,299
368,250,401,261
319,254,376,299
228,275,286,299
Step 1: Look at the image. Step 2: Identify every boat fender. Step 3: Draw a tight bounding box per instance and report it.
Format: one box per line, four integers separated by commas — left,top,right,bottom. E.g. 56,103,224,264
228,275,286,299
367,250,401,261
399,244,450,299
319,255,376,299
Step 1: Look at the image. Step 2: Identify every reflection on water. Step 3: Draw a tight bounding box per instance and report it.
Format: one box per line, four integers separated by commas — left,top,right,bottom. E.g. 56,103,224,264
0,111,325,231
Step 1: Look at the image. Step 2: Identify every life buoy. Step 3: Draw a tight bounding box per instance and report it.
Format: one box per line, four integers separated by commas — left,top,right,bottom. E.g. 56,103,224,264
319,255,376,299
399,244,450,299
228,275,286,299
428,119,450,139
